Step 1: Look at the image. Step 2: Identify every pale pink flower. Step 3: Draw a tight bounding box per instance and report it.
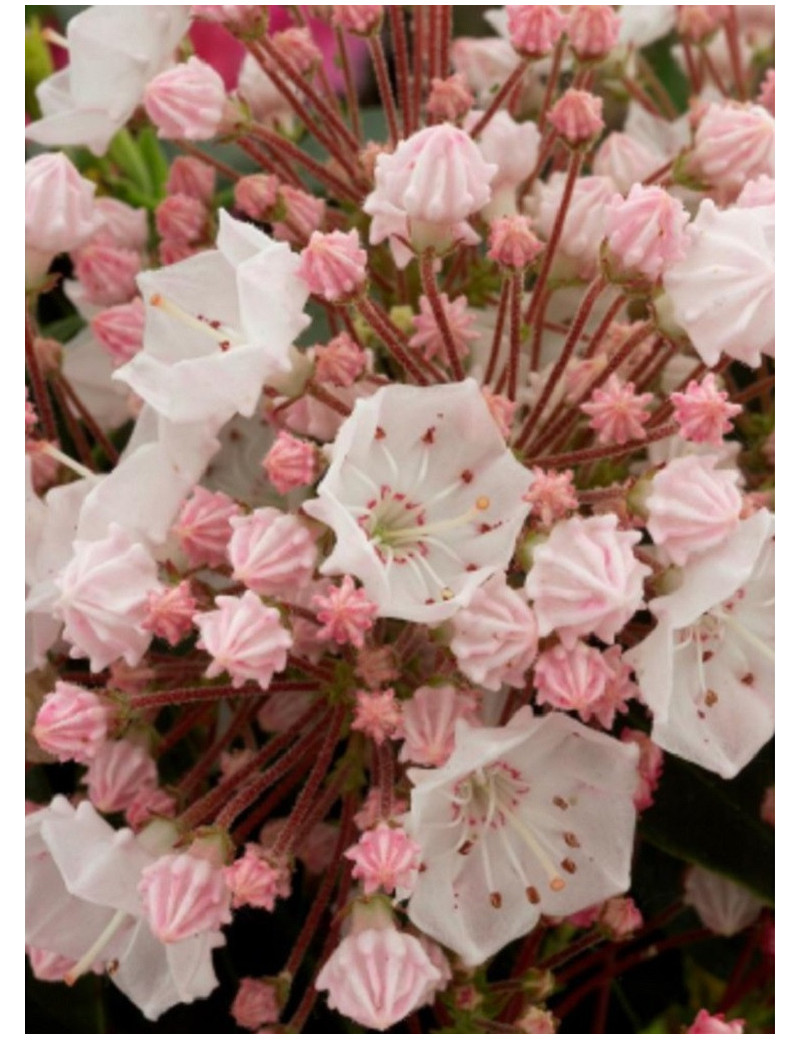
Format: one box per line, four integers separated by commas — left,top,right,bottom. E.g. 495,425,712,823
304,380,532,623
525,467,578,527
467,110,541,220
568,6,620,60
450,574,539,691
581,375,653,445
85,739,159,814
690,102,774,202
507,5,567,57
223,845,291,910
139,852,232,943
526,514,650,647
353,689,402,745
272,185,325,245
605,185,690,282
331,5,384,35
687,1011,745,1034
364,125,497,266
426,74,474,123
298,230,367,302
316,905,443,1031
399,684,480,767
234,173,280,220
166,156,216,202
626,510,774,778
25,153,98,281
664,200,774,368
143,581,198,646
593,132,666,194
534,642,614,722
599,896,643,939
315,333,367,387
92,198,149,252
173,486,242,568
488,215,544,269
228,508,317,595
91,298,146,367
144,57,228,141
33,682,113,764
311,575,379,647
737,175,775,208
26,796,222,1020
405,708,639,965
670,374,742,446
231,977,280,1030
195,592,292,690
345,823,422,895
73,242,141,307
530,174,616,279
25,7,191,156
28,947,86,983
548,89,604,146
684,866,763,937
646,455,743,566
620,728,664,811
409,293,479,364
54,525,160,672
263,430,318,495
155,194,207,244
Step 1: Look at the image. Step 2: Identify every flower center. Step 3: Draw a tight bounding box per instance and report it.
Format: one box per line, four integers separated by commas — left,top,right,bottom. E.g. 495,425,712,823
149,293,241,352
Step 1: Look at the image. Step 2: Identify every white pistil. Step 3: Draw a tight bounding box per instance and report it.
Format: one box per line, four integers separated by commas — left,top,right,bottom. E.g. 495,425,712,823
149,293,240,349
41,443,95,480
64,908,129,985
715,609,775,663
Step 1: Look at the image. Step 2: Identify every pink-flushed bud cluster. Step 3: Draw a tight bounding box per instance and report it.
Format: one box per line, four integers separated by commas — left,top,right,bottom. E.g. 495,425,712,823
33,682,113,763
398,684,479,767
312,575,379,648
195,592,293,690
228,508,317,595
352,689,402,745
143,581,198,646
331,5,384,35
507,6,567,58
548,89,604,146
174,487,243,568
567,6,621,61
298,230,368,302
488,215,545,269
263,431,318,494
426,74,475,123
605,185,690,282
345,823,422,895
409,293,479,363
224,845,291,910
670,374,742,445
144,57,228,141
90,298,146,366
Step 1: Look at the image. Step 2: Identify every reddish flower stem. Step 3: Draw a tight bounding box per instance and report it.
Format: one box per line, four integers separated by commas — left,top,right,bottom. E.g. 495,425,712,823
724,6,747,101
306,379,352,418
54,372,120,464
232,756,312,844
335,26,362,142
505,270,524,401
129,683,304,711
389,7,413,137
25,314,58,444
368,34,400,147
420,250,465,379
486,277,510,388
470,59,529,139
529,421,679,469
49,376,95,469
176,140,240,182
439,5,452,80
179,700,262,801
155,703,216,756
377,740,395,820
412,6,426,129
354,297,434,384
538,38,565,130
247,124,364,203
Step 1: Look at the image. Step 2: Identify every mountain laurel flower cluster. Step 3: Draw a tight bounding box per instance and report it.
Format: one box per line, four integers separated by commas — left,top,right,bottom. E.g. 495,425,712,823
25,4,774,1034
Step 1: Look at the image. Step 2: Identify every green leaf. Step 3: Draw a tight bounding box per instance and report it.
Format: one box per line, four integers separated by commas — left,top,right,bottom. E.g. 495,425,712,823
25,19,54,120
639,746,774,902
136,127,169,199
106,129,154,200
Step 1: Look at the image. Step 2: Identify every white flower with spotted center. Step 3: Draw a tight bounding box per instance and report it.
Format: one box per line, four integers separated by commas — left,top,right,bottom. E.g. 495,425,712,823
404,708,639,965
303,380,532,623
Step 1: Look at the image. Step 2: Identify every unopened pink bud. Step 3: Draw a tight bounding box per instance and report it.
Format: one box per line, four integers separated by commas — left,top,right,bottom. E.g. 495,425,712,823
125,786,177,830
166,156,216,201
534,642,614,722
488,214,544,269
144,56,228,141
676,5,727,42
605,185,690,282
263,431,318,494
159,237,200,266
143,581,198,646
155,193,207,244
353,689,402,745
311,575,379,648
174,486,243,568
507,5,567,58
33,682,113,764
299,230,368,302
548,89,604,146
196,592,293,690
73,242,141,307
231,977,281,1031
426,74,474,123
93,197,148,252
581,374,653,445
228,508,317,596
234,173,280,220
482,388,516,439
192,5,262,32
409,293,479,364
271,28,322,75
690,102,775,202
345,823,421,895
599,896,643,939
273,185,325,245
315,332,366,387
139,852,232,943
516,1007,559,1033
687,1010,745,1034
25,153,98,259
525,467,578,526
90,298,146,367
224,844,291,910
399,684,479,767
331,5,384,35
85,739,159,814
567,5,620,61
670,374,742,446
758,68,775,115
